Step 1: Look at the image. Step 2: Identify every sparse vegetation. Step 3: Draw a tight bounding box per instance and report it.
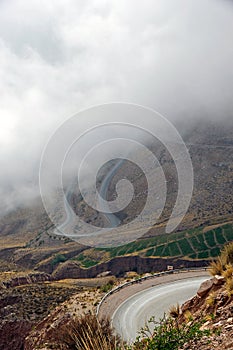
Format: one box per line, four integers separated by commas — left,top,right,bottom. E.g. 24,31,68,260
209,242,233,279
73,253,99,268
100,282,114,293
61,314,211,350
208,242,233,300
168,303,180,319
225,277,233,297
126,317,211,350
206,292,217,308
61,314,122,350
208,257,224,276
51,253,67,266
220,241,233,265
222,264,233,279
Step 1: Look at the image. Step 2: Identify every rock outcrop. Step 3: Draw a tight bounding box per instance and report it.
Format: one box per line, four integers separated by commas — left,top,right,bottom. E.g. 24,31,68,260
178,277,233,350
197,278,214,297
1,272,51,289
52,256,208,279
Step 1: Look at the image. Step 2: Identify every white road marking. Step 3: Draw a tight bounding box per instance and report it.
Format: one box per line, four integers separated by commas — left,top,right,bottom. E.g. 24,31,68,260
112,276,207,342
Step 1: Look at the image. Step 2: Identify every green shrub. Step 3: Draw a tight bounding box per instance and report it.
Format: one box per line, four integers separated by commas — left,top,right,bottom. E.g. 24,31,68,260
127,316,211,350
51,254,67,266
100,283,113,293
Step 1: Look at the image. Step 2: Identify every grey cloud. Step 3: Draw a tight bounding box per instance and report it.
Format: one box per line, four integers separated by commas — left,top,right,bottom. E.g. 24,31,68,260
0,0,233,214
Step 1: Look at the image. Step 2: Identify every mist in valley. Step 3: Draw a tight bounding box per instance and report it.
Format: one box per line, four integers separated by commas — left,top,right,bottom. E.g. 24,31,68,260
0,0,233,216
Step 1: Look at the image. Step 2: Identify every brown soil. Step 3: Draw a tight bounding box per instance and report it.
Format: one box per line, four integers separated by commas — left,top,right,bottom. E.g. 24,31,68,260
178,278,233,349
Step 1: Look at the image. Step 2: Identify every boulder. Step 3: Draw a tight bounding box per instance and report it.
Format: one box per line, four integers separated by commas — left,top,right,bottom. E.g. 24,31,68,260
96,271,112,278
181,298,195,313
213,275,225,285
197,279,214,297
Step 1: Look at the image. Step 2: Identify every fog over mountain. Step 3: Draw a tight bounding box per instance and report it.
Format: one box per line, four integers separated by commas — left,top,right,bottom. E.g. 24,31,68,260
0,0,233,214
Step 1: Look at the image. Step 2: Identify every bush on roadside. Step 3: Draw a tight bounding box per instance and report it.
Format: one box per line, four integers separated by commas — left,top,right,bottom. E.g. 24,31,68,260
220,242,233,266
209,242,233,277
61,314,122,350
100,283,114,293
63,313,211,350
208,257,224,276
126,316,211,350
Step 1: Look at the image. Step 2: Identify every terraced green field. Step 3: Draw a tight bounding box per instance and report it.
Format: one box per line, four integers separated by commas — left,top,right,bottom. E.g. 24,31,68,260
98,223,233,260
72,223,233,267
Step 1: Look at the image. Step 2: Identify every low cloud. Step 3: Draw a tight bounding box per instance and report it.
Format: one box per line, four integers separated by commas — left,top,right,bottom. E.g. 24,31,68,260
0,0,233,214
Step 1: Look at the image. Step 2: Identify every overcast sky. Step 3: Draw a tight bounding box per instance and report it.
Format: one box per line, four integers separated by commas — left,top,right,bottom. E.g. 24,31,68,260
0,0,233,214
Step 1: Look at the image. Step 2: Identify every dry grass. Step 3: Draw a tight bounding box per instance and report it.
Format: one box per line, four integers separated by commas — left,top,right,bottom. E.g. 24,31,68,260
206,292,217,308
208,243,233,300
220,242,233,266
169,304,180,319
225,278,233,297
209,242,233,277
222,264,233,279
208,257,224,277
61,314,123,350
183,310,193,322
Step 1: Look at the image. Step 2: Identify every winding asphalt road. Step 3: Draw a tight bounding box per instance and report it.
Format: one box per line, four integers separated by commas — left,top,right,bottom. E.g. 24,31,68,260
112,276,207,343
98,159,124,227
56,159,123,236
56,181,77,235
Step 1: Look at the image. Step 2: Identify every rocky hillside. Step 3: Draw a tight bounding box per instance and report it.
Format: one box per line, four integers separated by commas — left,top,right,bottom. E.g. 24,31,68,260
0,282,82,350
0,272,111,350
23,244,233,350
178,276,233,349
71,118,233,235
0,119,232,279
1,243,233,349
24,288,103,350
177,242,233,349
